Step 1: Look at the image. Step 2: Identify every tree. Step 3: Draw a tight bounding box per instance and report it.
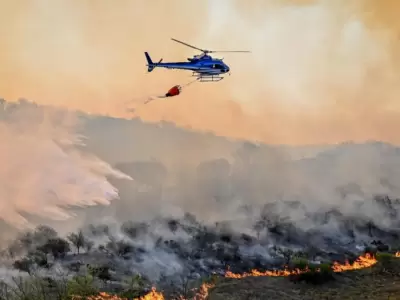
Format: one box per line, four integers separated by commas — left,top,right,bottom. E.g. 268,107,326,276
67,230,85,254
33,225,58,245
13,257,33,274
84,240,94,253
277,247,294,265
38,238,70,259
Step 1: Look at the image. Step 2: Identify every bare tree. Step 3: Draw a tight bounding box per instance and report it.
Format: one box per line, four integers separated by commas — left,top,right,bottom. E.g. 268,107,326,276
67,230,85,254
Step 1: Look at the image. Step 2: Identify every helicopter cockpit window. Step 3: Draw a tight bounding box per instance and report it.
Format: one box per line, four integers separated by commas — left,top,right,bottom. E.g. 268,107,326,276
213,64,224,69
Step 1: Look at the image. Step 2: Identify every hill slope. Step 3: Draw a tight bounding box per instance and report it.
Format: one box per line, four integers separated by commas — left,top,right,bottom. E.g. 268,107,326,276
209,257,400,300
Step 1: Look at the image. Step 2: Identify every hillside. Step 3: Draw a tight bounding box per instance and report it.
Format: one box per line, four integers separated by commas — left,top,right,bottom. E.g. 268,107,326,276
209,256,400,300
2,100,400,299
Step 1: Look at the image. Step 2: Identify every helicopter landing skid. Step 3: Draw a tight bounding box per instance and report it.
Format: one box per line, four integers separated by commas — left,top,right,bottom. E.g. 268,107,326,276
193,74,224,82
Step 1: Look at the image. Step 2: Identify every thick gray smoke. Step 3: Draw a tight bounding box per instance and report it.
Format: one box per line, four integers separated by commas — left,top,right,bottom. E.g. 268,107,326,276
0,99,131,230
60,114,400,283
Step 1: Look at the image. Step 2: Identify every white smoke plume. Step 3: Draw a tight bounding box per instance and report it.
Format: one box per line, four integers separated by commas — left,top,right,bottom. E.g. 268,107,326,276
0,99,131,229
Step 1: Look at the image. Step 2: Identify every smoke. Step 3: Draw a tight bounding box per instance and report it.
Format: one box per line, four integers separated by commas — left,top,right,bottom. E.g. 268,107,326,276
0,100,131,229
78,112,400,237
1,0,400,144
0,100,400,286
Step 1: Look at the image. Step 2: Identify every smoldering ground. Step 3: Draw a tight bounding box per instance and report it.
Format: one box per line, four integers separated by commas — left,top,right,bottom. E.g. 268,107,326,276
1,100,400,294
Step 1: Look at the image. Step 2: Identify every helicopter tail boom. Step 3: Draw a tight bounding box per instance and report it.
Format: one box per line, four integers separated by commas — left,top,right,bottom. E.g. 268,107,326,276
144,52,162,72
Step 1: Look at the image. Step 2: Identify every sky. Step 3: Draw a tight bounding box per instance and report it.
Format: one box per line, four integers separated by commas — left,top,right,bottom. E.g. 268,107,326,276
1,0,400,145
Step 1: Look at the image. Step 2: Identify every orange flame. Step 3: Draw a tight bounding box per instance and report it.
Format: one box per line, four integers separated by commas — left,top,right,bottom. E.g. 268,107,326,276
225,267,306,278
134,287,165,300
72,287,164,300
73,254,380,299
331,253,377,272
225,253,377,278
395,251,400,257
72,284,213,300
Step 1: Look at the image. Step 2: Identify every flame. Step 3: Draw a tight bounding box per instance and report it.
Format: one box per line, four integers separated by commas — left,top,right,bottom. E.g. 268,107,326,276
331,253,377,272
72,284,213,300
395,251,400,257
71,288,164,300
134,287,165,300
193,283,215,300
225,267,306,278
225,253,377,278
73,254,380,299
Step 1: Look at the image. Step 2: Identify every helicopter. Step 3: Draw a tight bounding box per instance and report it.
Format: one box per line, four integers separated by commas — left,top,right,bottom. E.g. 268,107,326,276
144,38,250,82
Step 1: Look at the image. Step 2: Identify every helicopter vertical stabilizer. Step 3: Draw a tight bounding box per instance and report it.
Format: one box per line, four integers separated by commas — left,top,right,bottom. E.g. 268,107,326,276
144,52,163,72
144,52,155,72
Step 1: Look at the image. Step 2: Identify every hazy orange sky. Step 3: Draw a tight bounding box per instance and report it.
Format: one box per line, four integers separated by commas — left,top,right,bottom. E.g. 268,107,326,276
1,0,400,145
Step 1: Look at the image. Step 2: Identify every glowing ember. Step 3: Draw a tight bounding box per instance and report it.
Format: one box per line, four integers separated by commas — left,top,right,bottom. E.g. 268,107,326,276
225,254,377,278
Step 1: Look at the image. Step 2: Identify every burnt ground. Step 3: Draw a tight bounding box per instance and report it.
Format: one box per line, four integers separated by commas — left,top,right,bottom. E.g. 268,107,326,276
208,258,400,300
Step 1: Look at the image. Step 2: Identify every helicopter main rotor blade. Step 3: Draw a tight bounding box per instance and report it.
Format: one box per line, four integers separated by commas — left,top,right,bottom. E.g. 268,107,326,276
171,38,205,52
208,50,251,53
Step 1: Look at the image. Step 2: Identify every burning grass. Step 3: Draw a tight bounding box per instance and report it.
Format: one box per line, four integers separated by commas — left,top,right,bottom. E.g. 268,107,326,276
71,253,380,299
224,253,377,278
209,252,400,300
72,284,213,300
2,209,400,300
72,288,165,300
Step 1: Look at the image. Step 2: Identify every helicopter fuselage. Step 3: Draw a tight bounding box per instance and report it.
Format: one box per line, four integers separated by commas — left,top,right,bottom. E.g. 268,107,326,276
145,52,230,76
144,38,249,82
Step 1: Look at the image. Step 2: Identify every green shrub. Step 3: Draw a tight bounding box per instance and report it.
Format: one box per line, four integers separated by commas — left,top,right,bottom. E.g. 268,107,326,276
289,263,334,285
318,263,333,273
376,252,398,273
87,265,112,283
202,274,220,287
291,258,309,271
66,275,98,298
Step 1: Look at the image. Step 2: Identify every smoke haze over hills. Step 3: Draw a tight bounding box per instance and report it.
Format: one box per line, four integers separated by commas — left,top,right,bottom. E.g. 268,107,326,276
1,99,400,239
0,99,400,294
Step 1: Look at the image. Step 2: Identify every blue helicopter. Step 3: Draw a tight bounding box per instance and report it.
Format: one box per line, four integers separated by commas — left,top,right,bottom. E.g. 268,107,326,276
144,38,250,82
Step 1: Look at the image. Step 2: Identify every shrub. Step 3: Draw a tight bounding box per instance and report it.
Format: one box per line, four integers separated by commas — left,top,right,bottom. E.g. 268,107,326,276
118,275,149,299
13,258,34,274
67,275,99,298
88,265,112,283
289,263,334,285
376,252,397,273
37,238,70,259
291,258,309,271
